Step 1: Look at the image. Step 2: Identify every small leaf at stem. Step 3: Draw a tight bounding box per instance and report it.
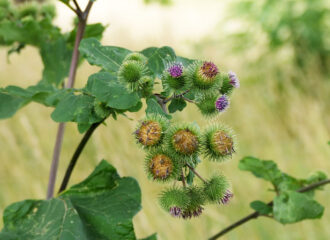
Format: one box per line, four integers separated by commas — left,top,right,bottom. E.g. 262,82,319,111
250,200,272,215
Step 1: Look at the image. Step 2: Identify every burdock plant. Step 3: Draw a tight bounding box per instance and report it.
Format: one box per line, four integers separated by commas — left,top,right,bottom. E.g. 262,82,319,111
0,0,329,239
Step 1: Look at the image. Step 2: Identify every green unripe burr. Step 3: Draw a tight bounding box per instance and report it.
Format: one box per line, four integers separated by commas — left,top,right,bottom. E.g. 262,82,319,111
203,175,231,203
196,93,219,117
123,52,147,64
118,60,148,90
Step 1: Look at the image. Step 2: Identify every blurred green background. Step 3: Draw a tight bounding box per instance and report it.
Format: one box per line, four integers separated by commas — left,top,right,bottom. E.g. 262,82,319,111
0,0,329,239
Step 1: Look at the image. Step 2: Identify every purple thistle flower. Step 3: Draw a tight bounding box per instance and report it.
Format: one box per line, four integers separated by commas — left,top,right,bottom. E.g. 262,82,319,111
215,95,229,112
201,61,219,78
220,190,233,205
181,206,204,219
169,206,182,217
167,63,183,78
228,71,240,88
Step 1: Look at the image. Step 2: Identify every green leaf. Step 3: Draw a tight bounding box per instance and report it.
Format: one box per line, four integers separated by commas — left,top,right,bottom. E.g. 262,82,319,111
79,38,132,75
168,98,187,113
239,156,283,184
250,200,272,215
140,46,176,77
85,72,140,110
0,92,25,119
68,23,105,45
145,97,171,119
186,169,195,186
0,160,146,240
176,56,195,66
273,191,324,224
51,92,102,124
40,38,72,86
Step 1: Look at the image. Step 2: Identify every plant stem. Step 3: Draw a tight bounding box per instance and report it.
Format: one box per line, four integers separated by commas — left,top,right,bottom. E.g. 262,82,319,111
46,123,65,199
164,90,190,104
208,179,330,240
181,169,186,188
186,163,207,183
46,1,94,199
58,121,103,193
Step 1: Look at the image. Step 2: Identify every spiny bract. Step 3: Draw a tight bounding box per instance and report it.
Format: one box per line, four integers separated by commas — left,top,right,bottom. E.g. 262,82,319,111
201,124,237,162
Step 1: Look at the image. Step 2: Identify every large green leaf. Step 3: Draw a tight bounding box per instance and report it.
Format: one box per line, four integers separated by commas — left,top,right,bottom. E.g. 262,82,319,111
0,92,25,119
0,160,150,240
85,72,140,110
273,191,324,224
238,156,283,184
79,38,132,75
51,92,102,124
40,38,72,86
140,46,176,77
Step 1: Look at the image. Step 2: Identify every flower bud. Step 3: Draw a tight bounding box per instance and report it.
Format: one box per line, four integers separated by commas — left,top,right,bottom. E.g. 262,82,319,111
203,175,233,204
118,60,148,90
123,52,147,64
220,71,240,95
196,93,219,117
159,187,189,217
187,61,222,92
162,62,186,93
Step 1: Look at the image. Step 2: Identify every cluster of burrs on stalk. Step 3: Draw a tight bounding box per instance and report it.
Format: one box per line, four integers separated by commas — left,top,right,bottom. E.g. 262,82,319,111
119,51,240,219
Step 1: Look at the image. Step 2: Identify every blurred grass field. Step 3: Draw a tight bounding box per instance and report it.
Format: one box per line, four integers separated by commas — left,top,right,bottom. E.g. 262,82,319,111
0,0,330,239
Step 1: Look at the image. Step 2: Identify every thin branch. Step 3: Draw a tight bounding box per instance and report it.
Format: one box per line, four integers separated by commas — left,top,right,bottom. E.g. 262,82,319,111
66,3,79,15
73,0,82,15
208,179,330,240
164,90,190,104
186,163,207,183
83,1,94,19
46,1,94,199
181,169,186,188
46,123,65,199
58,121,104,193
154,94,169,114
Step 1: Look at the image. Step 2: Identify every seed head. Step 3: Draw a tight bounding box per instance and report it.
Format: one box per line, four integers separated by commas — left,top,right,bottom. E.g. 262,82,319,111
149,154,173,180
136,120,162,146
212,130,234,156
173,129,199,155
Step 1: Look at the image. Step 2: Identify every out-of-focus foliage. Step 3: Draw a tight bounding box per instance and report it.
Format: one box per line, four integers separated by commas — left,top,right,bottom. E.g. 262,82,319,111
230,0,330,74
143,0,172,6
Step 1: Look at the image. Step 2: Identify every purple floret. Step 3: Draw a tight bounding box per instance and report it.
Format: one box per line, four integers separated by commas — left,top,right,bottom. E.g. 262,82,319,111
220,190,233,205
169,206,182,217
167,63,183,78
228,71,240,88
215,95,229,112
201,61,219,78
